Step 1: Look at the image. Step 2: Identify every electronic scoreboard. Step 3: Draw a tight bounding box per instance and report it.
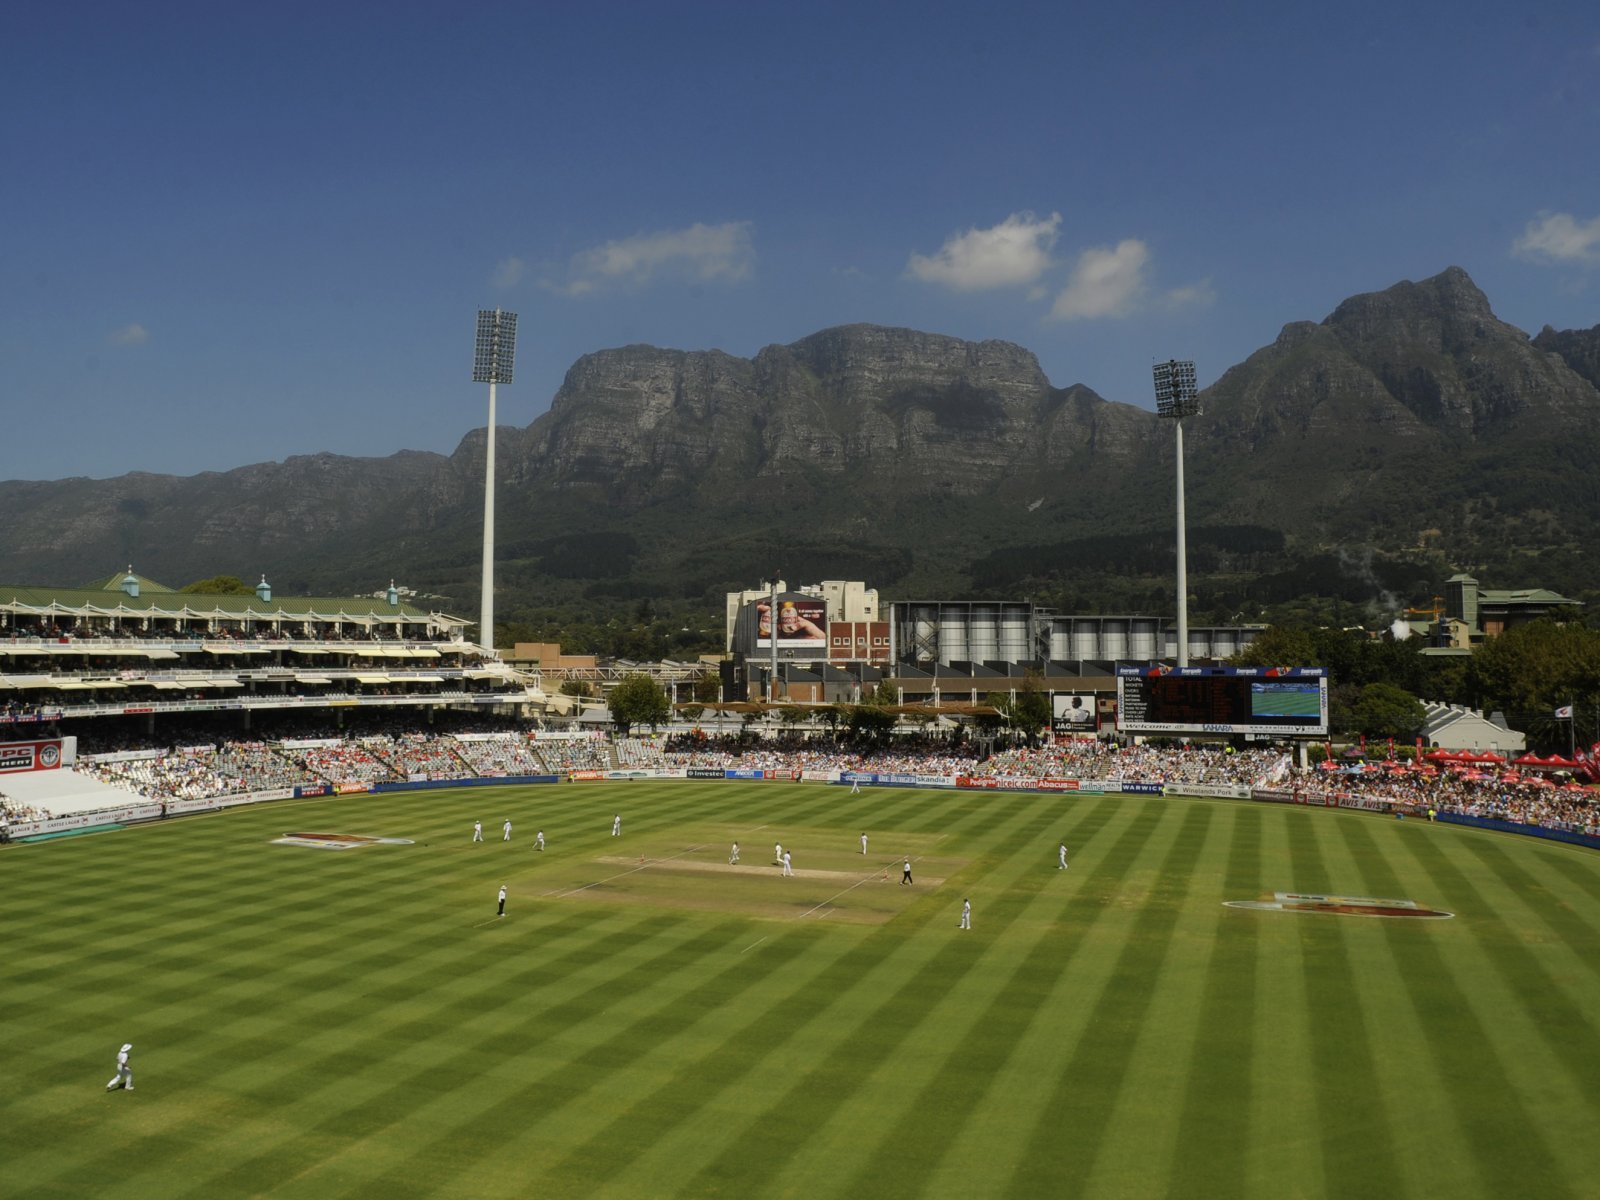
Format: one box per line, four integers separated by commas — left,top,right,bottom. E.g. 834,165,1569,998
1115,667,1328,736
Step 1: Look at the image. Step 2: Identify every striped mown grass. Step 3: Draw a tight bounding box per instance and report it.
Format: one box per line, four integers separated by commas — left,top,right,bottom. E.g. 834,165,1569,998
6,782,1600,1199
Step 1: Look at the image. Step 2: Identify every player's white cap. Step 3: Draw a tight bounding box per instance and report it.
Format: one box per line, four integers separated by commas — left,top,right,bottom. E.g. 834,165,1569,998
121,1043,132,1052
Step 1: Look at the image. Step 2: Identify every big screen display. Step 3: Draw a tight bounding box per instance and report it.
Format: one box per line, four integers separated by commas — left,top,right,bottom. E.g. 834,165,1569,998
1115,667,1328,736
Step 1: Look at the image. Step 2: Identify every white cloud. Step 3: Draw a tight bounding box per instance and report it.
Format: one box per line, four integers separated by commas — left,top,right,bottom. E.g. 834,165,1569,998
1050,240,1149,320
491,257,525,289
1514,212,1600,265
109,323,148,346
552,221,755,295
1163,279,1217,310
907,211,1061,291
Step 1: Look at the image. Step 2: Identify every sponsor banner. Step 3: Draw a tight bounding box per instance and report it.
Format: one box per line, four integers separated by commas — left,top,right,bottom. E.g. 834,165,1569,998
569,770,606,781
801,770,836,783
335,783,371,795
80,748,164,765
1169,784,1253,800
603,769,665,780
408,773,432,782
874,773,956,787
121,706,155,715
1038,778,1080,792
685,767,726,779
1337,794,1410,814
0,710,65,724
0,739,66,774
1255,787,1331,806
296,784,329,797
12,802,162,834
726,768,766,780
280,737,343,749
1120,782,1164,795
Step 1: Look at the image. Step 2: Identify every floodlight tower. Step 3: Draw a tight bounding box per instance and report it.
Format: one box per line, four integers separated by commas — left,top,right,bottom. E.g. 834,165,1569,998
1153,359,1201,668
473,309,518,654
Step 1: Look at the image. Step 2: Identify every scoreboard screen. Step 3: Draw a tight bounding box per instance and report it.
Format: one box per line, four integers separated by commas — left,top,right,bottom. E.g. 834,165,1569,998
1115,668,1328,736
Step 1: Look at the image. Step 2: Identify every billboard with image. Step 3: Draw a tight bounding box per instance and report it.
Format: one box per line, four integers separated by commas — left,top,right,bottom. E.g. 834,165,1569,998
753,597,828,650
1053,694,1099,732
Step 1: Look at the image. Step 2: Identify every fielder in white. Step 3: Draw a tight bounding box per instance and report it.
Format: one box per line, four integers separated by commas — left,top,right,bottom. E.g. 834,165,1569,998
472,820,483,843
782,850,794,876
774,842,782,864
502,819,512,842
497,884,507,917
960,899,971,930
535,830,545,851
1058,843,1069,870
850,777,861,795
860,832,868,855
612,814,622,837
106,1043,133,1092
729,841,740,865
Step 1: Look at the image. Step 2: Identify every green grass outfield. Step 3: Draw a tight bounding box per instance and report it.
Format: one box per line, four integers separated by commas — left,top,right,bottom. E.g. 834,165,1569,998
7,781,1600,1199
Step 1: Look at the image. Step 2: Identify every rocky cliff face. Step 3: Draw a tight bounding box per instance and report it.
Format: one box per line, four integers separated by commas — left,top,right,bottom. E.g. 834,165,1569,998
2,268,1598,608
1534,323,1600,394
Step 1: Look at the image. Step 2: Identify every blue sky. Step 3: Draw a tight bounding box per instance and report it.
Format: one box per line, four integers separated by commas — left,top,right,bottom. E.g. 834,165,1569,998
3,1,1598,482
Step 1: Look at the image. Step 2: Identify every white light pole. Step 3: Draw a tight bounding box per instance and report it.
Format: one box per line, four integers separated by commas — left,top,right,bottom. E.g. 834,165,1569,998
473,309,518,655
1153,359,1200,668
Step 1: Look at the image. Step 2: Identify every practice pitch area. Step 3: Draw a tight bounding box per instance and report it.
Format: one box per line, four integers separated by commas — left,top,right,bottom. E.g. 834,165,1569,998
7,780,1600,1199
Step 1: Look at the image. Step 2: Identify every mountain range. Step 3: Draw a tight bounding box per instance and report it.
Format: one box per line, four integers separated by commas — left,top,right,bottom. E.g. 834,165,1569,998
3,267,1598,629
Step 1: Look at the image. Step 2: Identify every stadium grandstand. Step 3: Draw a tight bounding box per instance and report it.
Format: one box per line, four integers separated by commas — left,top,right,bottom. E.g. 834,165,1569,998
1,568,1596,852
0,568,543,822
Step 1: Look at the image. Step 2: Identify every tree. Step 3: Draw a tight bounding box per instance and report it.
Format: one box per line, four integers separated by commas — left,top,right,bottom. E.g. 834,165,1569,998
847,704,896,743
1344,682,1427,740
180,575,253,595
559,679,592,698
995,670,1051,743
1469,620,1600,718
1229,625,1322,669
868,677,899,706
692,673,721,703
607,674,670,734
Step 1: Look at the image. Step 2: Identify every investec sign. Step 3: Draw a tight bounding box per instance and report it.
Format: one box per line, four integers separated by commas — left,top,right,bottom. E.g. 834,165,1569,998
0,738,65,774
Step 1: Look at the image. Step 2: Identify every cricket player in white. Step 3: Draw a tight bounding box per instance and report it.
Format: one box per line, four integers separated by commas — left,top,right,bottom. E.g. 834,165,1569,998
473,820,483,843
960,899,971,929
497,885,507,917
535,830,545,851
782,850,793,876
1058,843,1069,870
729,841,740,864
850,777,861,794
861,832,868,855
106,1043,133,1091
612,814,622,837
774,842,782,864
502,819,512,842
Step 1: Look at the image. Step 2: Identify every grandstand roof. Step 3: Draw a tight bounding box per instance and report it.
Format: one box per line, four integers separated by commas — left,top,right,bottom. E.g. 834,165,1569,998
0,581,466,628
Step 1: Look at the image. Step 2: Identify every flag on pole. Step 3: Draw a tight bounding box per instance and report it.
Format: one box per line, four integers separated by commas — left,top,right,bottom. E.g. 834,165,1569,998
1555,705,1575,719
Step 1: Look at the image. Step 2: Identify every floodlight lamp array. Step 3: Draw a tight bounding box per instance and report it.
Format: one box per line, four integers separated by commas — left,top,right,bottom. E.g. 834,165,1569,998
473,309,518,384
1152,359,1200,419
